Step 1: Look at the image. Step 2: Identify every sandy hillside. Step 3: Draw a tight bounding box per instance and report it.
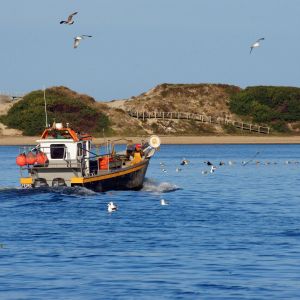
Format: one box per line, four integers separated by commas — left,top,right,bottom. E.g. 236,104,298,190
105,99,127,110
102,83,242,135
0,96,23,136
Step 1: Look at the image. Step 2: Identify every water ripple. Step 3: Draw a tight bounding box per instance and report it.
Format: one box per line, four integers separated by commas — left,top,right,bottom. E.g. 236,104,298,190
1,144,300,299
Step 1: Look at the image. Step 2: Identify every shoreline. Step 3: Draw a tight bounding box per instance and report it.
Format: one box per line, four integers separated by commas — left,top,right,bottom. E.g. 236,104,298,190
1,135,300,145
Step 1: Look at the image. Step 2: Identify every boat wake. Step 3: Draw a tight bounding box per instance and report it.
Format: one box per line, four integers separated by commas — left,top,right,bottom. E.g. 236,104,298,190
0,185,97,199
142,178,180,193
51,186,98,197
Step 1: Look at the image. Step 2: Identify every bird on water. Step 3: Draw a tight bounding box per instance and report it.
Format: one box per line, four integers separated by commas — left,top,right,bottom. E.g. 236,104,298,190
160,199,169,206
107,201,118,212
180,158,190,166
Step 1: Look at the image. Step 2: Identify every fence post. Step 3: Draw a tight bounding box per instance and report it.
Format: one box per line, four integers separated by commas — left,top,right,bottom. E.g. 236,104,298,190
127,110,269,134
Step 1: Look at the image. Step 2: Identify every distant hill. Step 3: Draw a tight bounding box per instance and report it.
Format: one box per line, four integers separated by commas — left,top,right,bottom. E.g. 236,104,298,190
123,83,241,115
105,83,243,135
1,84,300,136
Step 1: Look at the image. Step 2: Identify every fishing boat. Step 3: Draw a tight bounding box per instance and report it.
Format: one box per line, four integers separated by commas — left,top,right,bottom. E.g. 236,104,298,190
16,122,160,192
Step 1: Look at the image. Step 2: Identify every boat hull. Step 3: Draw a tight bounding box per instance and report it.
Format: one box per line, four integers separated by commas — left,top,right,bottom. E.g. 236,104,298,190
73,159,150,192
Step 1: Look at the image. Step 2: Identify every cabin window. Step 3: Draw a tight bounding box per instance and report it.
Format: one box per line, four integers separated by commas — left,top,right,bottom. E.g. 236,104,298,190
77,143,83,157
83,142,87,156
50,144,66,159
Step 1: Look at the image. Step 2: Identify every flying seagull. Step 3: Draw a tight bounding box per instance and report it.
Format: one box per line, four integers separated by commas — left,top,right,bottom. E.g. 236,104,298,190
250,38,265,54
73,35,92,48
60,12,78,25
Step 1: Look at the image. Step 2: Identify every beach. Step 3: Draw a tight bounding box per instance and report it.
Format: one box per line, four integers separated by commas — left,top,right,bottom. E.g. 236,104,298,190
1,135,300,145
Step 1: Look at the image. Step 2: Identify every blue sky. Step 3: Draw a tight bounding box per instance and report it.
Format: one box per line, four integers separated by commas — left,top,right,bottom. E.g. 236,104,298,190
1,0,300,100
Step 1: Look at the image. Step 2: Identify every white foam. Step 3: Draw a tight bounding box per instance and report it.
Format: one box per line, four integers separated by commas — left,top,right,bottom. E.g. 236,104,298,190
50,186,97,197
142,178,179,193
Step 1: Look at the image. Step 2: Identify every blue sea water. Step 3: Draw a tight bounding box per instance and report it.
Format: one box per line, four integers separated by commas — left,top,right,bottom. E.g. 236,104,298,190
1,144,300,300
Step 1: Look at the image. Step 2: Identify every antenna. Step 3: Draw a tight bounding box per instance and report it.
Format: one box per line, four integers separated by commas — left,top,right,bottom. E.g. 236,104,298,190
44,86,48,128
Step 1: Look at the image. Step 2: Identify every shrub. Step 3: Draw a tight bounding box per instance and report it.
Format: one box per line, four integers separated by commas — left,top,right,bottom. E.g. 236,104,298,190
230,86,300,124
223,124,238,134
1,87,110,136
270,120,290,133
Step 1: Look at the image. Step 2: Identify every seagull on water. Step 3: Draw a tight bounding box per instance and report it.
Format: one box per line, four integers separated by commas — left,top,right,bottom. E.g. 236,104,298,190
73,35,92,48
107,201,118,213
180,158,190,166
160,199,169,206
60,12,78,25
210,165,217,173
250,37,265,54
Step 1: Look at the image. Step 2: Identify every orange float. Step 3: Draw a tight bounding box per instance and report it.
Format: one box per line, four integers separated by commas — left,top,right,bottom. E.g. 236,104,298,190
36,151,48,165
16,153,27,167
26,152,36,165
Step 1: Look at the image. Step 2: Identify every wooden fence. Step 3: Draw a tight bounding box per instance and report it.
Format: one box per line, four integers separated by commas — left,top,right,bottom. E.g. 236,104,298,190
127,110,270,134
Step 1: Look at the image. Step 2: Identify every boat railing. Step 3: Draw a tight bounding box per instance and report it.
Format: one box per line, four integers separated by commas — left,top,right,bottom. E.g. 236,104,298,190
18,141,138,177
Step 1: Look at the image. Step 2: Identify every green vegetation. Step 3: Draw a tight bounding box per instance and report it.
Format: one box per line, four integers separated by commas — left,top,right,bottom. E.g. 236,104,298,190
223,123,239,134
230,86,300,132
1,86,110,136
4,84,300,136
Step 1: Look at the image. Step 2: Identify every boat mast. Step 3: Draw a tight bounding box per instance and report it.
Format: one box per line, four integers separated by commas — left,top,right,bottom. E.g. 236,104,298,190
44,86,48,128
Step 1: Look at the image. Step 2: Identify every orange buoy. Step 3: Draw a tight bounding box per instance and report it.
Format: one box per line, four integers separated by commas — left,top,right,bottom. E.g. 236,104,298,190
26,151,36,165
16,153,27,167
36,151,48,165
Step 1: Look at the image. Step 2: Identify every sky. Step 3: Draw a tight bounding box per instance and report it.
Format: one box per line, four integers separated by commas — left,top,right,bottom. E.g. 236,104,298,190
1,0,300,101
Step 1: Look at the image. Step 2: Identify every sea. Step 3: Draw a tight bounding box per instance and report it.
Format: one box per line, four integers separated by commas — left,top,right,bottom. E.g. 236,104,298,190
1,144,300,300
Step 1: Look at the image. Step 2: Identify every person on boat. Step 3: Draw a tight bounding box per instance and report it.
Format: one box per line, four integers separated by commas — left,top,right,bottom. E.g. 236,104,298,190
49,129,64,139
49,130,57,139
131,144,143,165
126,141,135,159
